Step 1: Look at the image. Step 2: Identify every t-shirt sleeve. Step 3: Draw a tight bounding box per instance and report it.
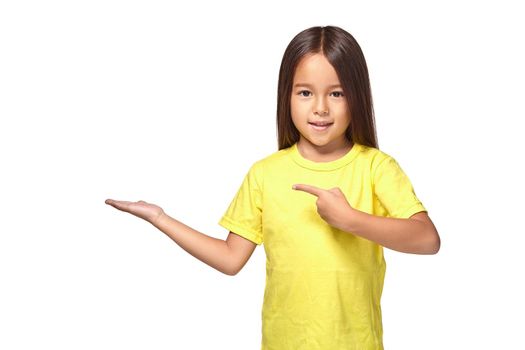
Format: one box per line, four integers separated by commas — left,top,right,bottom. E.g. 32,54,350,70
372,155,427,219
218,161,263,245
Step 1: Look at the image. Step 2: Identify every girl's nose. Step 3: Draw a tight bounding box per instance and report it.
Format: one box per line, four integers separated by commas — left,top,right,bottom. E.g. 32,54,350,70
315,99,328,115
315,107,329,116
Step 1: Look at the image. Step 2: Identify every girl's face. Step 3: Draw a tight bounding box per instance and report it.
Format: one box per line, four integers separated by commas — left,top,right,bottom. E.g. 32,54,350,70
290,53,352,156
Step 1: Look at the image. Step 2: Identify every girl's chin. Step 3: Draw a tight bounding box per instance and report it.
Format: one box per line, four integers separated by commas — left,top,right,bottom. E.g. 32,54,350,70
301,134,347,148
303,137,332,147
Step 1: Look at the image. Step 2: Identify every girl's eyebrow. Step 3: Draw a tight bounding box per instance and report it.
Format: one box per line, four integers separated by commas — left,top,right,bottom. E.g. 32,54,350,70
293,83,342,88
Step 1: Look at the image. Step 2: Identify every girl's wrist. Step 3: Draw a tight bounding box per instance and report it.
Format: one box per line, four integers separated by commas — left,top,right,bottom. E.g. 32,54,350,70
151,211,167,228
340,207,362,233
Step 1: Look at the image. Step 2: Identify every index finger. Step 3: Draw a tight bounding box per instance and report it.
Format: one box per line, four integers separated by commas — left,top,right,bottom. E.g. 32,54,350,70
292,184,323,197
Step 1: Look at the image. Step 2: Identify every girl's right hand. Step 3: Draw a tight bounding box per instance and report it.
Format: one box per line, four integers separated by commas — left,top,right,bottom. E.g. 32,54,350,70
105,199,165,226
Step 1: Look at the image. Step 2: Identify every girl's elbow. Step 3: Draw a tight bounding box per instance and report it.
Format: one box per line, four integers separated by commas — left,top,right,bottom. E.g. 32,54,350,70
425,230,441,254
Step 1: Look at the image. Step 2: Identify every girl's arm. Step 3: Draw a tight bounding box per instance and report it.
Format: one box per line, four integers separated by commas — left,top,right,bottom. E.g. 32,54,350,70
105,199,257,275
153,212,257,275
342,210,440,255
290,185,440,255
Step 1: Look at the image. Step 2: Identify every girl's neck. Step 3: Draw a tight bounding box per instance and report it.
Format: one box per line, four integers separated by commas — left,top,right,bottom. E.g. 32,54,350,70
297,137,354,163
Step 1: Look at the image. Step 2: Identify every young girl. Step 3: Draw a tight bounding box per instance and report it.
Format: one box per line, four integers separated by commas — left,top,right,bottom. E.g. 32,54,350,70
105,25,440,350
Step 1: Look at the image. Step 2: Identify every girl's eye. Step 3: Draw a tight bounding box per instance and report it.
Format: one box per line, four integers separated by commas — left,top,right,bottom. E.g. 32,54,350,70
298,90,311,97
332,91,344,98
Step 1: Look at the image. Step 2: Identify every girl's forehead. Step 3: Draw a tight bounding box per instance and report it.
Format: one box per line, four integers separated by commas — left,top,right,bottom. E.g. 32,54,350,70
294,54,339,82
293,55,341,86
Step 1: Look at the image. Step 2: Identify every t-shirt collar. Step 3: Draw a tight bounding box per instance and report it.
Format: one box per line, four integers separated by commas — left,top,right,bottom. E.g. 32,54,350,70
289,142,362,171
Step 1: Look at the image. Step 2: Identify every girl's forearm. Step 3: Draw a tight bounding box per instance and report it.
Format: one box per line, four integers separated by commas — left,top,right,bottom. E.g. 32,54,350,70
151,212,235,275
342,209,439,255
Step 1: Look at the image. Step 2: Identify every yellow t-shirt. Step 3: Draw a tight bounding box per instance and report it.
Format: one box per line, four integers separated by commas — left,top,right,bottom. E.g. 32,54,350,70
218,141,427,350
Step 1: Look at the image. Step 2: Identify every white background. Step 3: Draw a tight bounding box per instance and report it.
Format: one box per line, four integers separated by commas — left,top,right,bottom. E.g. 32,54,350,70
1,0,523,349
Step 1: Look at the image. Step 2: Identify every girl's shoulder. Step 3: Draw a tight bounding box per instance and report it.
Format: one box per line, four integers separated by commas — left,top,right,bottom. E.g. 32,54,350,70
352,143,395,169
243,146,290,178
361,145,414,183
253,146,293,167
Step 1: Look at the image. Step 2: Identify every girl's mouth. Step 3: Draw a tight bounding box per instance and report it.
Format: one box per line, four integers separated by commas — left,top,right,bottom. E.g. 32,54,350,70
308,122,333,131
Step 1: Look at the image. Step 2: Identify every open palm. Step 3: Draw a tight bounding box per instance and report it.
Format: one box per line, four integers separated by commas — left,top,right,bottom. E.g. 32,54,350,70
105,199,165,226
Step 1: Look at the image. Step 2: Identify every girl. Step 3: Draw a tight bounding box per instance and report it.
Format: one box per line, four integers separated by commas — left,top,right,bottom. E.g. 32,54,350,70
106,25,440,350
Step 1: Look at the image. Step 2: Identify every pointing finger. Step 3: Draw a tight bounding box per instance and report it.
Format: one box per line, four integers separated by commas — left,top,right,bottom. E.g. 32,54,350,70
292,184,324,197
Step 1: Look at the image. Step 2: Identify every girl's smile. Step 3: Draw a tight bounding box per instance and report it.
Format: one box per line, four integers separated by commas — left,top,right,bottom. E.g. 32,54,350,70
308,122,333,131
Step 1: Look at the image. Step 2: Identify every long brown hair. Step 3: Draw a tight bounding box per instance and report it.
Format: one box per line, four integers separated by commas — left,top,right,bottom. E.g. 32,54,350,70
276,26,378,150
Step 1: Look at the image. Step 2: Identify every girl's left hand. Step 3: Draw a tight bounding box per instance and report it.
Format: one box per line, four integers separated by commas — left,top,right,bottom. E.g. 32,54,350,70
292,183,357,231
